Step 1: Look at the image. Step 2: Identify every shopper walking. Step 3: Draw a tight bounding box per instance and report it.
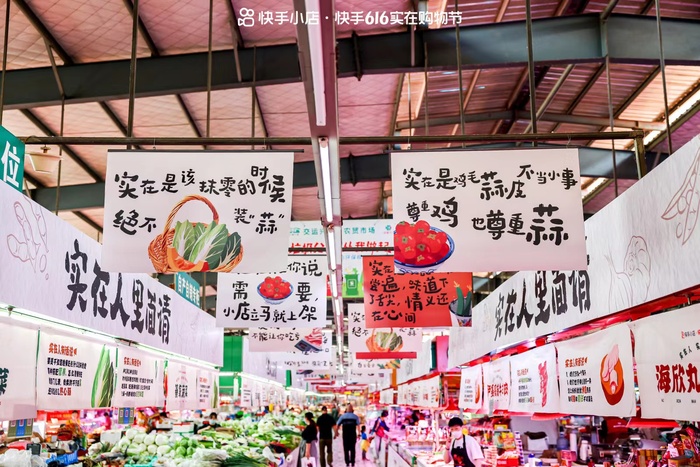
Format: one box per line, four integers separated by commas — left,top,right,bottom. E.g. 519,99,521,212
336,404,361,467
317,406,337,467
360,426,369,460
443,417,484,467
369,410,390,456
300,412,320,467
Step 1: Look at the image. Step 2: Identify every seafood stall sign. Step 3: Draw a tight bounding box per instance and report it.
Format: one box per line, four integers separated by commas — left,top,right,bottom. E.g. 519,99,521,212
216,256,328,328
102,151,294,274
632,305,700,421
555,324,635,417
508,344,559,414
347,303,422,358
391,148,586,272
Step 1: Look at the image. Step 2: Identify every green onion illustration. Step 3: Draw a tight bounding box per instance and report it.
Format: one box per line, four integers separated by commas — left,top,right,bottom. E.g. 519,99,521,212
91,346,116,408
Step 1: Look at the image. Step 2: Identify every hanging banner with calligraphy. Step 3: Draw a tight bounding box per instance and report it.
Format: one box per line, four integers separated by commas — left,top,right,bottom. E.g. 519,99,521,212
556,324,635,417
102,151,294,274
113,346,164,408
458,364,484,412
347,303,422,359
249,328,325,353
351,358,401,371
281,351,337,371
397,340,433,384
0,323,37,420
166,361,198,411
216,256,328,328
270,331,333,362
348,370,392,385
451,136,700,367
0,182,223,365
363,256,473,328
391,148,586,272
37,331,117,411
508,344,559,413
483,358,511,413
632,305,700,421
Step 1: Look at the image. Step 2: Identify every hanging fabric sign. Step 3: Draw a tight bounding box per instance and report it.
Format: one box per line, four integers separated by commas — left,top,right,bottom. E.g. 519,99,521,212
458,364,484,412
37,331,117,411
556,324,635,417
271,331,333,362
633,305,700,420
348,303,422,358
197,370,217,410
0,323,38,420
113,346,164,408
216,256,328,328
508,344,559,413
166,361,198,411
391,148,586,272
484,358,511,413
249,328,325,354
103,150,294,274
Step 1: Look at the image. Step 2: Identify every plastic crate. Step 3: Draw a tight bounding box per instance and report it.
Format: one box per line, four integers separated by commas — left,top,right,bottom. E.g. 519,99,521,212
49,451,79,466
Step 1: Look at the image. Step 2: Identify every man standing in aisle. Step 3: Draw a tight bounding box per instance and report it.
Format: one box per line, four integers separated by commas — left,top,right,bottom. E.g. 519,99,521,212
336,404,361,467
317,406,337,467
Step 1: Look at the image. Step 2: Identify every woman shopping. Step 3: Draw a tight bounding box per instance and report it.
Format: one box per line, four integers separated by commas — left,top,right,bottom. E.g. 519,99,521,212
370,410,391,456
443,417,484,467
299,412,320,467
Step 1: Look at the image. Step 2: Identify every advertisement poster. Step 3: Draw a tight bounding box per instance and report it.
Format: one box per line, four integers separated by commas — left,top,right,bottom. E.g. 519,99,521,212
483,358,511,413
37,331,117,410
216,256,328,328
197,370,217,409
0,182,223,365
391,148,586,272
363,256,473,328
556,324,635,417
166,361,197,411
348,303,422,359
281,349,337,371
508,344,559,413
241,338,286,385
248,328,325,353
351,358,401,372
0,324,37,420
458,364,483,411
103,151,294,274
633,305,700,420
112,346,164,408
270,331,332,362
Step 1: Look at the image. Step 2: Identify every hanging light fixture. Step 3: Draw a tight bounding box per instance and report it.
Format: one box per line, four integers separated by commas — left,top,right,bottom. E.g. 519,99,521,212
28,146,62,173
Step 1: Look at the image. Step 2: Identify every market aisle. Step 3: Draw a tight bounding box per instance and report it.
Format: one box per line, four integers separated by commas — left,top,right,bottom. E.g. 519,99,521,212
326,435,374,467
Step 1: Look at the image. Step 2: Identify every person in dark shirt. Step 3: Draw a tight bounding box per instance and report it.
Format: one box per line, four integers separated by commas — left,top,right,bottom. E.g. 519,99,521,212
300,412,319,467
317,406,337,467
337,404,361,467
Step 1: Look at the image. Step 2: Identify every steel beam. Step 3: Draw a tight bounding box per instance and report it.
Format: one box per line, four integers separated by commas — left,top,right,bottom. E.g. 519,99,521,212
30,144,641,212
4,15,700,109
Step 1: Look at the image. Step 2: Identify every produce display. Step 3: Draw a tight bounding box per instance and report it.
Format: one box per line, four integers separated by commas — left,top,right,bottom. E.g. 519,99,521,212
87,413,302,467
394,221,453,267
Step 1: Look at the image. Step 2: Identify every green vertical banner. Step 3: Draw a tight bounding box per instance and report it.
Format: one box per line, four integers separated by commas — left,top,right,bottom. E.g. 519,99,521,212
174,272,201,307
0,126,25,192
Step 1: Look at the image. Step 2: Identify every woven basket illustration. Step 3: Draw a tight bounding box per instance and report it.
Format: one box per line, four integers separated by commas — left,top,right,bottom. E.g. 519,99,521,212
148,194,243,273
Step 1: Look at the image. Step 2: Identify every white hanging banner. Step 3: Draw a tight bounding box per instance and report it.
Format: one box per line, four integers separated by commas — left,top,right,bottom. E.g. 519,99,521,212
216,256,328,328
380,389,394,405
249,328,325,354
241,337,286,384
348,370,392,384
113,346,164,408
102,150,294,274
556,324,635,417
351,359,401,372
347,303,422,355
282,350,337,371
0,182,223,365
37,331,117,411
197,370,217,410
166,361,198,411
632,305,700,420
508,344,559,413
484,358,511,413
391,148,586,272
458,364,483,411
272,331,333,363
0,324,38,420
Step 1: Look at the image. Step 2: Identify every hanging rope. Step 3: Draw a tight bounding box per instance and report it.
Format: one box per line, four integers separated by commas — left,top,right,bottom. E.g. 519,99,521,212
423,42,429,150
525,0,537,147
126,0,139,149
655,0,673,155
0,0,10,125
454,0,465,143
603,21,619,198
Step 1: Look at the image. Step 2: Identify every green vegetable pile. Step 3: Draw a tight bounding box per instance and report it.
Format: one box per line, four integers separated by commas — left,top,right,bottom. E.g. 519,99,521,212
172,220,241,270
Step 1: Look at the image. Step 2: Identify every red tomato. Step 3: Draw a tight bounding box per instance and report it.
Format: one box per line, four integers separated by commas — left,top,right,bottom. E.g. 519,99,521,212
402,245,417,261
415,220,430,233
435,230,448,245
395,233,416,252
437,242,450,260
273,276,283,285
424,232,441,253
395,221,411,235
415,254,431,266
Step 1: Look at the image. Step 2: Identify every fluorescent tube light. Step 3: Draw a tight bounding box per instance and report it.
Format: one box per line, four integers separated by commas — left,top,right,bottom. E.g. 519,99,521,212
305,0,326,126
327,226,337,270
319,137,333,223
330,274,339,297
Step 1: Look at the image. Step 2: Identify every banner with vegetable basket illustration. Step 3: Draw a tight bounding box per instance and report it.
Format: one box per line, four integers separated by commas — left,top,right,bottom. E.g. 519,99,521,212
458,364,484,411
165,361,198,411
0,323,37,420
508,344,559,414
555,324,635,417
216,255,328,328
112,346,164,408
391,149,586,272
347,303,422,358
102,150,294,274
248,328,326,353
0,181,223,366
632,305,700,421
36,331,117,411
363,256,472,328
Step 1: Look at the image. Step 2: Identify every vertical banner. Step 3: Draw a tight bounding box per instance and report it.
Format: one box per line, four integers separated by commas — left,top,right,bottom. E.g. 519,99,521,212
113,346,164,408
348,303,422,358
633,305,700,420
508,344,559,413
0,324,38,420
458,364,483,411
0,126,25,192
216,256,328,328
556,324,635,417
391,149,586,271
484,358,511,413
37,331,117,410
174,273,201,307
197,370,216,409
103,151,294,274
363,256,473,328
166,361,197,411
